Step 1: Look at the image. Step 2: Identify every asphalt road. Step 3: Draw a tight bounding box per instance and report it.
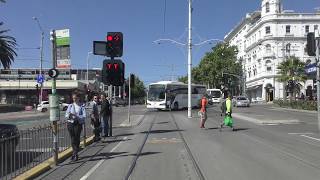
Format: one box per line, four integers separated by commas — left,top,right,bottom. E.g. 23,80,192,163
35,104,320,180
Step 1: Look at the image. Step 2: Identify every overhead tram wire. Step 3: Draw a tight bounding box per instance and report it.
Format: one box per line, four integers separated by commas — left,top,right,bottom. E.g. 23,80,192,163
163,0,167,34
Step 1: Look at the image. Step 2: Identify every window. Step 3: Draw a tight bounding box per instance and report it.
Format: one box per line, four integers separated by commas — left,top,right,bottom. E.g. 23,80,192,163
266,44,271,53
315,25,318,31
266,60,272,72
305,25,309,33
306,59,311,65
286,25,291,34
266,2,270,13
265,26,271,34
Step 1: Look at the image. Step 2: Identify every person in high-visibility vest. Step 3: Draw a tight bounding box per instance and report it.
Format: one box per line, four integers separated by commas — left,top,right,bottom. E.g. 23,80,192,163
199,95,208,128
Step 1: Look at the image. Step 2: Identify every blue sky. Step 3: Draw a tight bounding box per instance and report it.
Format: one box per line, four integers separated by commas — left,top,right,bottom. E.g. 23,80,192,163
1,0,319,84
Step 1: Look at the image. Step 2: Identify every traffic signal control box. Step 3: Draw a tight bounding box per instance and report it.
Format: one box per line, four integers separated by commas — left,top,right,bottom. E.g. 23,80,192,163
102,59,125,86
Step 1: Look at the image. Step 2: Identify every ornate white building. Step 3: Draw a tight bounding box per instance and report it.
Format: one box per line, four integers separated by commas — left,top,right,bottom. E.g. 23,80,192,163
224,0,320,102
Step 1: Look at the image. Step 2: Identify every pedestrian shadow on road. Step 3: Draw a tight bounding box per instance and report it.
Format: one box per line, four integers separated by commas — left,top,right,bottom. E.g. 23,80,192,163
232,128,250,132
77,151,161,163
115,133,135,137
102,138,132,144
140,129,184,134
157,121,170,124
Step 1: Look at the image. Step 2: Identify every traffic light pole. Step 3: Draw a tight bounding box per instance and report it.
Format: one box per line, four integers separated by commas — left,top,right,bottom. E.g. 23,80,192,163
50,30,59,165
316,37,320,133
128,74,131,124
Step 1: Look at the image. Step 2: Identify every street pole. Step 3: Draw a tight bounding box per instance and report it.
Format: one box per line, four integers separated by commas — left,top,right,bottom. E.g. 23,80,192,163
128,74,131,123
33,17,44,105
187,0,192,118
316,34,320,133
50,30,59,165
86,52,92,87
119,86,121,98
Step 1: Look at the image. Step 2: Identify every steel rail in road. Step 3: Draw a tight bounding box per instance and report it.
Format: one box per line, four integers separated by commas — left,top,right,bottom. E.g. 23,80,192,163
124,114,157,180
170,113,206,180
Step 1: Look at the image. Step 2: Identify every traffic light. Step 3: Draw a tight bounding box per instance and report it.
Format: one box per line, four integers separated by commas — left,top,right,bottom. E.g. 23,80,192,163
130,74,135,88
102,59,125,86
307,33,316,56
106,32,123,57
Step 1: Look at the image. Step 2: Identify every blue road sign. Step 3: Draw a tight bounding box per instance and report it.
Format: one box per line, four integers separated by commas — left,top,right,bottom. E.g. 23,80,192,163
305,63,317,74
37,74,45,84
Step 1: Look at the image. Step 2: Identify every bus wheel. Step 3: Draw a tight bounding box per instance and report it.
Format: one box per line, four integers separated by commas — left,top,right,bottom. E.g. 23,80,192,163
174,102,179,110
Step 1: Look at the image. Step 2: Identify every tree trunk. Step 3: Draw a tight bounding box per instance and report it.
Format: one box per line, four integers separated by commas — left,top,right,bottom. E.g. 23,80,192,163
283,82,287,102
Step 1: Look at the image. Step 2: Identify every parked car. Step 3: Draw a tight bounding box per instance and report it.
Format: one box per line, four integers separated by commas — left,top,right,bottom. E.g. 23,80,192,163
233,96,250,107
37,101,69,112
0,124,20,163
112,97,127,107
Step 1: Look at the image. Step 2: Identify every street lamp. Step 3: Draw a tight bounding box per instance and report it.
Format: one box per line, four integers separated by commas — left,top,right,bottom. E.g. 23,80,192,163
33,17,44,104
86,52,93,87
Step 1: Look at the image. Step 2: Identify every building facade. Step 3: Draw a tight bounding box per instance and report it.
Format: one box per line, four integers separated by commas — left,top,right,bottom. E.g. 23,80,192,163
224,0,320,102
0,68,101,105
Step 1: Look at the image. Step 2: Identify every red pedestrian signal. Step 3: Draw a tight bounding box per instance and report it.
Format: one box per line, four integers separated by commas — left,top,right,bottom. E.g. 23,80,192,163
102,59,125,86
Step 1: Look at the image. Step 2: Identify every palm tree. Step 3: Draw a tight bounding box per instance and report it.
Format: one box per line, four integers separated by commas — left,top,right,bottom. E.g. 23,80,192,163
277,56,307,101
0,22,17,69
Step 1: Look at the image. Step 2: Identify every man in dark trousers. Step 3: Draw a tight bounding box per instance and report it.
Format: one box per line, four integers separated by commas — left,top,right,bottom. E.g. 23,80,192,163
90,95,100,142
100,93,112,137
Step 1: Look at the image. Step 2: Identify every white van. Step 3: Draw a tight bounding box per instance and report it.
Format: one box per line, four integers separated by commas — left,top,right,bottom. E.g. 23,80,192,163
207,89,222,104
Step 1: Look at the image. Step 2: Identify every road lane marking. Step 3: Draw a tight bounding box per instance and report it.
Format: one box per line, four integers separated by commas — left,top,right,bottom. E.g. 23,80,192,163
288,133,314,135
79,136,127,180
300,135,320,142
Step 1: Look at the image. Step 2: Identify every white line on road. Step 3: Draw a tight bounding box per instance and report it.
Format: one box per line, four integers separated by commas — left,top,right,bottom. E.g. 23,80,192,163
288,133,314,135
79,136,128,180
300,135,320,142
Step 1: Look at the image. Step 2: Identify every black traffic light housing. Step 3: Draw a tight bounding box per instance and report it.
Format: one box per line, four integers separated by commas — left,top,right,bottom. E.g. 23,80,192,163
307,32,316,56
102,59,125,86
130,74,135,88
106,32,123,57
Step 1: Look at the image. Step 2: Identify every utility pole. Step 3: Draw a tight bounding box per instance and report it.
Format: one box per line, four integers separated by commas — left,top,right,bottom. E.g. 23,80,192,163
316,32,320,133
187,0,192,118
154,0,224,118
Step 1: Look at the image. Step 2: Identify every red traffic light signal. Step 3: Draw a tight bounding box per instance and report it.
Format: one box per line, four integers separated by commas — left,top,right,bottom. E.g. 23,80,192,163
106,32,123,57
107,35,113,41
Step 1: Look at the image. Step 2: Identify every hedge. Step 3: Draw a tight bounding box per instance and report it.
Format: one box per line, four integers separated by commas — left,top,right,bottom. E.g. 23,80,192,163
273,99,317,111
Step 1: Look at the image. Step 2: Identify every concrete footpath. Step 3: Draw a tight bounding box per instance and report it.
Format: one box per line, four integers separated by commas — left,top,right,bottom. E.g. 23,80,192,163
14,106,145,180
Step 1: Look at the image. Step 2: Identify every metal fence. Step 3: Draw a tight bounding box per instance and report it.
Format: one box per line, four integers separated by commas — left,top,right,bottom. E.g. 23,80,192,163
0,119,94,180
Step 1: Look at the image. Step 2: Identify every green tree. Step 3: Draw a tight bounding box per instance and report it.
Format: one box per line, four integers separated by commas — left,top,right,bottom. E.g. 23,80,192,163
130,75,146,102
178,76,187,84
0,22,17,69
277,56,307,100
194,43,242,93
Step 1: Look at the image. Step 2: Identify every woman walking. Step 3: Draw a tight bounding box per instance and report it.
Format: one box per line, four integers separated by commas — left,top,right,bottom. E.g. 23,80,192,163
199,95,208,128
65,93,86,161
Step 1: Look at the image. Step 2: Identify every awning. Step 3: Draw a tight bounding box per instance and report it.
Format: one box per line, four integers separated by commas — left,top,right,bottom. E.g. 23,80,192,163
246,85,262,90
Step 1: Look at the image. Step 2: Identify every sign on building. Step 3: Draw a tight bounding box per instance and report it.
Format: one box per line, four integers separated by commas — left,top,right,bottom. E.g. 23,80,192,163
55,29,71,69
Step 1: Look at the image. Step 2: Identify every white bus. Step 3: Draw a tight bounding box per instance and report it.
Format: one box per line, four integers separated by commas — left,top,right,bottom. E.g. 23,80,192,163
207,89,222,104
147,81,206,110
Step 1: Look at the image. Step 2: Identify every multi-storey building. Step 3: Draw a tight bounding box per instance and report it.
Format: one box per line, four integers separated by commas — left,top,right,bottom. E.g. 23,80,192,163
0,68,101,105
224,0,320,102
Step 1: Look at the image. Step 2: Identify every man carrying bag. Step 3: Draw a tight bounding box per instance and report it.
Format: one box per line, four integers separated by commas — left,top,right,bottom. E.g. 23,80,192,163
90,95,101,142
